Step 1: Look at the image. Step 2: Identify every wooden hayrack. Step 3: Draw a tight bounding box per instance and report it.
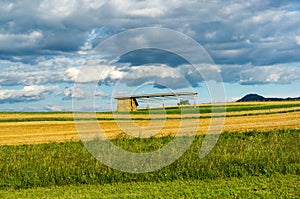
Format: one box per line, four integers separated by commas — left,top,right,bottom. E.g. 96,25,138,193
114,92,198,112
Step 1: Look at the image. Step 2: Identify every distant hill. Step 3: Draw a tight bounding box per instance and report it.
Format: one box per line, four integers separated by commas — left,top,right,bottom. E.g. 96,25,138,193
237,94,300,102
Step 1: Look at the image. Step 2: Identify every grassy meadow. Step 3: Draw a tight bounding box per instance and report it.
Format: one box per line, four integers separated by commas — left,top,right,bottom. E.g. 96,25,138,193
0,101,299,198
2,174,299,198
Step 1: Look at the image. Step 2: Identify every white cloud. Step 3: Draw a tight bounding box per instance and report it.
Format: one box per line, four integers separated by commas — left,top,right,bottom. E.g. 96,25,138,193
59,86,107,100
45,104,65,112
0,59,63,86
0,31,43,51
64,67,81,82
205,31,217,40
97,63,223,89
119,64,186,89
0,69,60,86
39,0,77,19
0,57,90,86
38,0,107,20
98,65,127,82
0,85,58,104
239,65,300,85
111,0,167,17
65,64,108,83
1,55,300,92
296,36,300,45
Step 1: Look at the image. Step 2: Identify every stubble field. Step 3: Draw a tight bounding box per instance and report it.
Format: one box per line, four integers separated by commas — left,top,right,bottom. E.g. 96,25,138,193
1,101,300,145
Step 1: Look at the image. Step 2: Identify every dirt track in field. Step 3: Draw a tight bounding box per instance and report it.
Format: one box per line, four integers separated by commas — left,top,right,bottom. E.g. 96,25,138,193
1,110,299,145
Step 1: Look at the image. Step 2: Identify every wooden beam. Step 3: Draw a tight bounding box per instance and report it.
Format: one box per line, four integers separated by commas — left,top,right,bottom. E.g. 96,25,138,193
114,92,198,99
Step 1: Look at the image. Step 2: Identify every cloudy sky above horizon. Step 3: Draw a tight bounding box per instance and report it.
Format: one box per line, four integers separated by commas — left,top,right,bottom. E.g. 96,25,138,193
1,0,300,111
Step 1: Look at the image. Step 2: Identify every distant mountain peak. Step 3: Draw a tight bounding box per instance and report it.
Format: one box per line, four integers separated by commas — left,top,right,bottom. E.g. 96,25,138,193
237,94,265,102
237,94,300,102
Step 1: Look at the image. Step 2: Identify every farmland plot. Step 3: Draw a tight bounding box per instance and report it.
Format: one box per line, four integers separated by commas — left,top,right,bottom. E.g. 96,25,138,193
0,101,300,145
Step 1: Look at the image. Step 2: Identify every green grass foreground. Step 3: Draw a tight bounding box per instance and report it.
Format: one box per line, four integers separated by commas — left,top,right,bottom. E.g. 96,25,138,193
1,174,299,198
0,129,299,197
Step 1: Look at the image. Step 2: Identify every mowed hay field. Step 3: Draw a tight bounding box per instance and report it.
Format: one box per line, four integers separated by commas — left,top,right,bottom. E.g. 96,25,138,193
0,101,300,145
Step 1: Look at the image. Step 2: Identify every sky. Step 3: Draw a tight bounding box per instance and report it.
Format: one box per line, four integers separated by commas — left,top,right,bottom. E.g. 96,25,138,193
0,0,300,111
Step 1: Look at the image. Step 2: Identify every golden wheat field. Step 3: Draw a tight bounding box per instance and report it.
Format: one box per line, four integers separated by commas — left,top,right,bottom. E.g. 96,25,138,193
0,101,300,145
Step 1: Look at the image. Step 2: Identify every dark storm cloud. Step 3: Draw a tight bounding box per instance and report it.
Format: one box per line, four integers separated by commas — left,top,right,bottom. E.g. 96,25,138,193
1,0,300,66
118,48,189,67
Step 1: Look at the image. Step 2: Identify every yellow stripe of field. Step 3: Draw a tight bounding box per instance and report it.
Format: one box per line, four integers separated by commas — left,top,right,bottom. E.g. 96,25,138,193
224,100,300,106
0,113,114,120
1,100,300,120
1,106,300,121
0,111,299,146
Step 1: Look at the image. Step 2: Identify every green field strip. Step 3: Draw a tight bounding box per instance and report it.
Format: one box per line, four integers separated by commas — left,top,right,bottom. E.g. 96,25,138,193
1,103,300,115
0,129,299,189
128,103,300,114
1,108,300,122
